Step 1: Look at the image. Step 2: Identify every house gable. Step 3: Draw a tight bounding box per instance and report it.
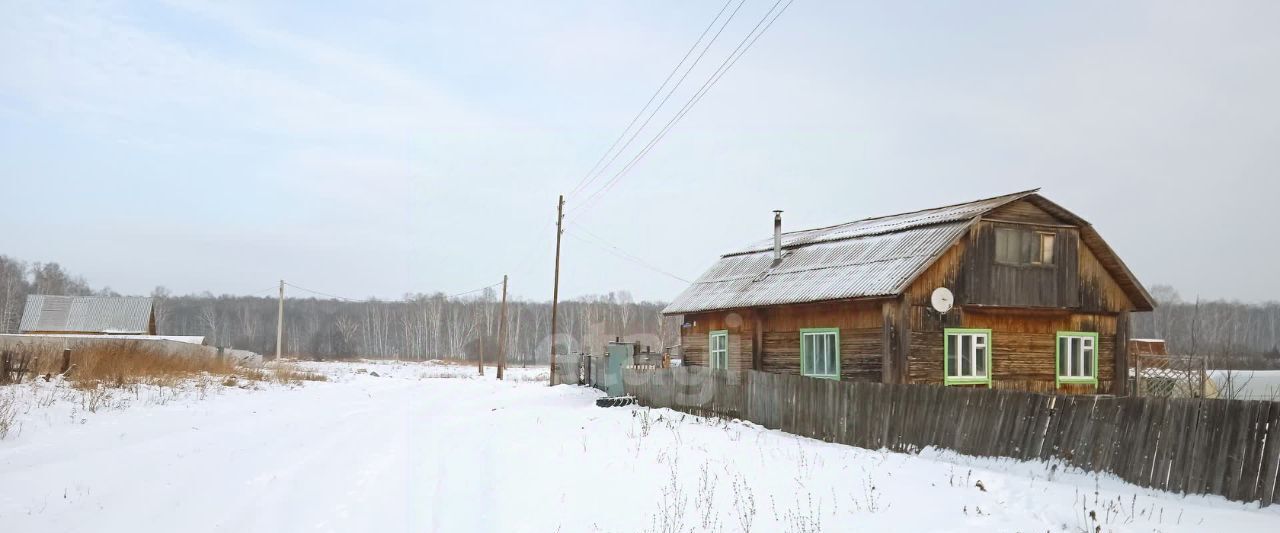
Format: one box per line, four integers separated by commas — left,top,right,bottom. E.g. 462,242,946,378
984,199,1071,226
666,190,1154,316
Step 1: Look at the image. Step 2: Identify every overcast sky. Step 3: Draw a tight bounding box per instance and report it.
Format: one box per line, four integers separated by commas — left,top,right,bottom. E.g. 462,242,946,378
2,0,1278,303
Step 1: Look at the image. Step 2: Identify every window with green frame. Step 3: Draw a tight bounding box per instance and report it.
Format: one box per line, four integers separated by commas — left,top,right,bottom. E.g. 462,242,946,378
800,328,839,380
944,328,992,386
1056,331,1098,386
709,330,728,370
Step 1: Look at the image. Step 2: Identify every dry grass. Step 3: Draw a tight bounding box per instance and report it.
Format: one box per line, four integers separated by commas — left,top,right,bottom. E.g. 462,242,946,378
231,361,327,385
0,388,17,439
8,342,238,389
0,346,332,441
268,361,328,385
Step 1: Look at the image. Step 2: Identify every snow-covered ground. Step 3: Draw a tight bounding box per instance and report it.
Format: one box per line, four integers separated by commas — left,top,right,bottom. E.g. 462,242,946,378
2,361,1278,532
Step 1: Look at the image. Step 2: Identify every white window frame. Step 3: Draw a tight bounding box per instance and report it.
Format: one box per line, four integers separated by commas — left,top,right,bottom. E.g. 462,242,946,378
800,328,840,380
709,330,729,370
945,329,992,386
1056,331,1098,386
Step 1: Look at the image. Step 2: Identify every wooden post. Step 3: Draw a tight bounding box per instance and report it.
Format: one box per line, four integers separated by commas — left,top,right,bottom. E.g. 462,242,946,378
497,274,509,380
753,312,764,371
61,348,71,374
896,299,911,384
549,194,564,386
1135,347,1144,397
1116,310,1130,396
881,300,898,384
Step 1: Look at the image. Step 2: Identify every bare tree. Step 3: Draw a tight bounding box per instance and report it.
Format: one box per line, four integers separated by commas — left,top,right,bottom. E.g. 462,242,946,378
30,262,91,296
198,304,219,346
0,256,29,334
446,303,478,358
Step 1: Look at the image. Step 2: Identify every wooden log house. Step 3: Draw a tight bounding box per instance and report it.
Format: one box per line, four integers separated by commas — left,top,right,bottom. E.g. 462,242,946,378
662,190,1154,395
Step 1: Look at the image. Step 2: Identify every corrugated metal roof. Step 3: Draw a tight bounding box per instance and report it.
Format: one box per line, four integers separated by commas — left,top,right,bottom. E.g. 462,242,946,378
19,295,153,334
729,190,1038,256
0,334,205,345
663,190,1040,315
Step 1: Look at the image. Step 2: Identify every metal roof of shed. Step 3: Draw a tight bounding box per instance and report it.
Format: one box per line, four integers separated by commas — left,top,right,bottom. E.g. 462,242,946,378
19,295,154,334
663,189,1155,315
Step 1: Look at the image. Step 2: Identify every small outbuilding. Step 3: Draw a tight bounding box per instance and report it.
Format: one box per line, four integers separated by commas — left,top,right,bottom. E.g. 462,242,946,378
663,189,1154,395
19,295,156,335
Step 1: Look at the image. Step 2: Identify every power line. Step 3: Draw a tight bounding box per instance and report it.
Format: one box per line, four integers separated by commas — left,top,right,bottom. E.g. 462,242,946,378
448,281,504,299
282,282,361,302
240,286,279,297
570,0,796,217
565,230,689,284
566,0,745,200
565,223,691,283
573,0,795,215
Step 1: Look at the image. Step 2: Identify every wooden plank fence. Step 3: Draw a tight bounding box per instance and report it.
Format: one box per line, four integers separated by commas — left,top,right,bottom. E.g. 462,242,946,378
621,367,1280,506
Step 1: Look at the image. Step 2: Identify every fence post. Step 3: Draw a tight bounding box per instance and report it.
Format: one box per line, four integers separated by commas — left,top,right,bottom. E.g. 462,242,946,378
1135,355,1144,397
61,348,71,374
1201,357,1208,397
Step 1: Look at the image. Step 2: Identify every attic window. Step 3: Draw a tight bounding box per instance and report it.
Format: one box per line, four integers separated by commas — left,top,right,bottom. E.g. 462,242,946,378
995,227,1056,266
1035,232,1055,265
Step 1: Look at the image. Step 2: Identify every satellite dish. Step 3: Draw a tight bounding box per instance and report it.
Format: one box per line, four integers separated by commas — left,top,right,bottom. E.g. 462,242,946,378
931,287,954,314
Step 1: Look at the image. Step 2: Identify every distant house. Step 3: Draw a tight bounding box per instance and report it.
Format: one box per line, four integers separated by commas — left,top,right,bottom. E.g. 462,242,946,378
662,189,1154,395
19,295,156,335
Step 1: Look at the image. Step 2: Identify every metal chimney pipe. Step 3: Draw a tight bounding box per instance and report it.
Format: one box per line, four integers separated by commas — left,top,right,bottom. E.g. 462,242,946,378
773,210,784,262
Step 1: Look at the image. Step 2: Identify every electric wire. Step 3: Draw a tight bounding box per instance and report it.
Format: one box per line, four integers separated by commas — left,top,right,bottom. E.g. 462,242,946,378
566,0,745,200
448,281,505,299
282,279,505,302
570,0,796,217
282,282,361,302
564,223,691,283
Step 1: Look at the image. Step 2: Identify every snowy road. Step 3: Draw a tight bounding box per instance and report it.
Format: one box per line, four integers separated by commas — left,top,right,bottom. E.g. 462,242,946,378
0,367,584,532
2,363,1279,532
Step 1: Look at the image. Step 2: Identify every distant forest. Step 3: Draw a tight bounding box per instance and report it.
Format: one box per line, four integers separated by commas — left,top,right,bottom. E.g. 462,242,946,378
0,255,678,363
2,255,1278,365
1131,285,1280,367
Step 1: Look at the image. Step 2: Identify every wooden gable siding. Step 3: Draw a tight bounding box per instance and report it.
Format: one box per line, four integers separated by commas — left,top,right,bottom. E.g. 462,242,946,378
963,221,1081,308
985,198,1067,225
905,238,967,308
1078,241,1135,313
906,218,1131,314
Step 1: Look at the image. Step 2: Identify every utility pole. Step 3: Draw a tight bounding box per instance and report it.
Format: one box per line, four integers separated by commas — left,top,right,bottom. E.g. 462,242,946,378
550,194,564,386
275,280,284,362
497,274,509,380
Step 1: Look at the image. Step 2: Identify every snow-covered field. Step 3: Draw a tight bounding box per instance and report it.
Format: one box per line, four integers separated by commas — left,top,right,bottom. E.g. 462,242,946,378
1211,369,1280,400
2,361,1278,532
